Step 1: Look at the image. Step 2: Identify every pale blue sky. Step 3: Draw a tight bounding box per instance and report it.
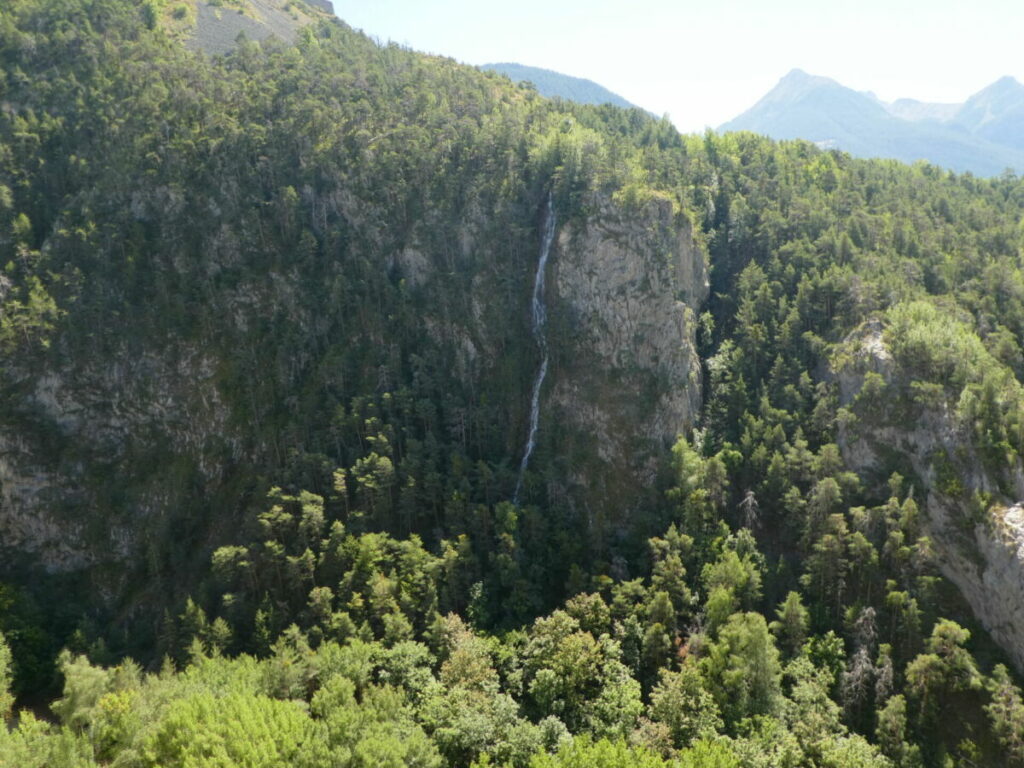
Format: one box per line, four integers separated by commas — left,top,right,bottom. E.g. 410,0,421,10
333,0,1023,133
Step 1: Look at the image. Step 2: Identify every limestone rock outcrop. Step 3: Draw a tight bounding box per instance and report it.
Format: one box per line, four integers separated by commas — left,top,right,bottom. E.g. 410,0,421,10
546,194,708,516
836,323,1024,669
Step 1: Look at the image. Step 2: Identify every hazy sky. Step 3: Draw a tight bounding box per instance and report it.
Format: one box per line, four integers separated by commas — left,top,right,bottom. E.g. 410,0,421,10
334,0,1023,133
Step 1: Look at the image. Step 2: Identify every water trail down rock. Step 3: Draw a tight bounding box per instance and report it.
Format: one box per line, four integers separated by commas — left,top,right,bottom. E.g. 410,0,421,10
514,193,556,504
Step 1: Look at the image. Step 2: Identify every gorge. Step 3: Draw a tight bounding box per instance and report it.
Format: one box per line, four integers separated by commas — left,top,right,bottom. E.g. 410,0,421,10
2,1,1024,765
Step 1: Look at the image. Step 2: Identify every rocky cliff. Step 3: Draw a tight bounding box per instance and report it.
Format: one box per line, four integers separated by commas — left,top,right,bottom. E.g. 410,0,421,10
544,195,707,524
835,320,1024,669
0,342,237,575
0,0,716,622
0,187,709,598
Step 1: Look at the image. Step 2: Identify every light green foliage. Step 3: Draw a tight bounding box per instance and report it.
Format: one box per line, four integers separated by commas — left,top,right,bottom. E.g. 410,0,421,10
814,736,894,768
702,549,763,633
51,651,118,731
648,525,695,623
783,656,844,742
779,655,890,765
311,677,441,768
905,619,982,705
377,640,435,697
563,592,612,637
260,626,317,700
801,631,846,689
726,716,804,768
703,587,739,638
876,695,922,767
25,639,443,768
885,301,992,389
420,614,549,766
701,612,782,728
1,2,1024,766
90,689,142,763
0,711,97,768
140,691,324,767
315,639,379,696
675,740,742,768
526,737,673,768
521,611,642,737
904,620,982,761
179,651,264,696
648,662,723,747
420,680,545,768
0,630,12,719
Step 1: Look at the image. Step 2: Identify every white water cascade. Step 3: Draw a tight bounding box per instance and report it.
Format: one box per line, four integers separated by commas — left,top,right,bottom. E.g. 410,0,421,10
513,193,556,504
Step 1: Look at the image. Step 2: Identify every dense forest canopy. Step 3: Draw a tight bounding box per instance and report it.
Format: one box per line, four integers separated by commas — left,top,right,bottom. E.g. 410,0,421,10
3,1,1024,766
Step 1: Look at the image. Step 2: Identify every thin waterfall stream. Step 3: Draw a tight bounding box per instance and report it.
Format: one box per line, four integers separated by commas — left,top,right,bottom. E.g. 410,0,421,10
513,193,556,504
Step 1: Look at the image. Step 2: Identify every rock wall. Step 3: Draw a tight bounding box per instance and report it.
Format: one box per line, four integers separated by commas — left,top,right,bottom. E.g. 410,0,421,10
0,191,710,581
546,194,708,518
0,342,236,574
931,500,1024,671
836,324,1024,669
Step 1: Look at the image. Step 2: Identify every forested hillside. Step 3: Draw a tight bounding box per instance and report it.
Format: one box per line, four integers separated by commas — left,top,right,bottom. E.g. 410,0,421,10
4,1,1024,766
479,63,640,110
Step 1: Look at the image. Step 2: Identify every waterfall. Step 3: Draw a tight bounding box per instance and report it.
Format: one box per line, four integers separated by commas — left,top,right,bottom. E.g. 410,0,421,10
514,193,556,504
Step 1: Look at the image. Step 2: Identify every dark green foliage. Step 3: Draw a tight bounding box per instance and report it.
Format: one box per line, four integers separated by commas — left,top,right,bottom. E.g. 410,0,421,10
3,1,1024,766
986,664,1024,766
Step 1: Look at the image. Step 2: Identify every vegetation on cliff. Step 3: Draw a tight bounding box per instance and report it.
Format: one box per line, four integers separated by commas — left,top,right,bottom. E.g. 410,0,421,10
4,1,1024,766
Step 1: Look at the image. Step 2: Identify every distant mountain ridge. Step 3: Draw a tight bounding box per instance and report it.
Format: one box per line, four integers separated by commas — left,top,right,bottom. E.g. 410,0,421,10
480,62,639,110
881,98,960,123
954,76,1024,151
721,69,1024,176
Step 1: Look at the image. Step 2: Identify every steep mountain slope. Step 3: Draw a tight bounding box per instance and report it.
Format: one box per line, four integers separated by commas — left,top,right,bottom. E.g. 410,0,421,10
0,0,705,619
837,311,1024,670
7,2,1024,764
182,0,333,55
480,62,639,109
721,69,1024,175
953,76,1024,151
721,70,898,148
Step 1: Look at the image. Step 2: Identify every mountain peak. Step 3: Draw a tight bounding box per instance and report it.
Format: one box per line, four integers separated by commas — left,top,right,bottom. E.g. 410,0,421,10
954,75,1024,149
993,75,1023,89
758,69,848,107
776,68,834,90
721,70,1024,175
968,75,1024,101
781,67,811,81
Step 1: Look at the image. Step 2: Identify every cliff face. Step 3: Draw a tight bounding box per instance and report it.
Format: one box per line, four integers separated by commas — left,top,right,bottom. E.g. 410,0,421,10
836,323,1024,669
0,342,239,577
545,195,707,521
0,0,713,623
0,191,708,588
